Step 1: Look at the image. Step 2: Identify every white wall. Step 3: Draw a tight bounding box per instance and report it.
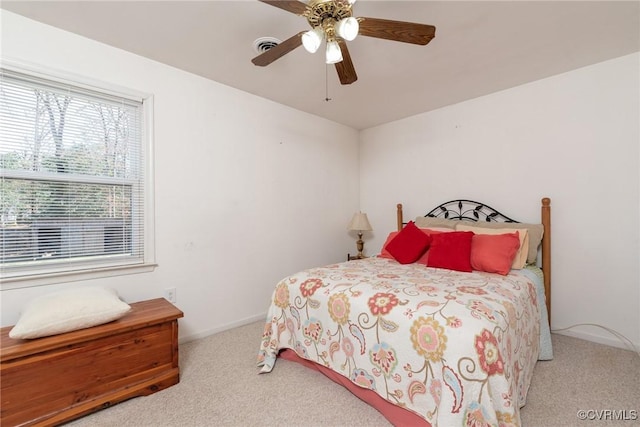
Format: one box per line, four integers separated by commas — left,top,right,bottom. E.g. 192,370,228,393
0,11,360,340
359,53,640,350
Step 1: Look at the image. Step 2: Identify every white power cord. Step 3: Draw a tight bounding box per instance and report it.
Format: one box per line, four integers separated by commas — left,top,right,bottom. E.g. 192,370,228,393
551,323,640,359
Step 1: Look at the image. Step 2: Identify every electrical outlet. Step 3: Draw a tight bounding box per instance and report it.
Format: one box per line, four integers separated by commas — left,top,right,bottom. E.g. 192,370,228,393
164,287,177,303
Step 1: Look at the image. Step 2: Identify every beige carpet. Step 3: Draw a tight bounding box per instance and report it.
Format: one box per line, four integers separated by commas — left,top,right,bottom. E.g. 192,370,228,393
66,321,639,427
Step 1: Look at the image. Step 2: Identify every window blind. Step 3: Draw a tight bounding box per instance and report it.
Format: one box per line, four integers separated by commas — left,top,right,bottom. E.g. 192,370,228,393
0,68,145,279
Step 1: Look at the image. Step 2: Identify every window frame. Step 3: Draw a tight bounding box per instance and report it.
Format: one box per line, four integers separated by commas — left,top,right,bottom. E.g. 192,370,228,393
0,60,156,290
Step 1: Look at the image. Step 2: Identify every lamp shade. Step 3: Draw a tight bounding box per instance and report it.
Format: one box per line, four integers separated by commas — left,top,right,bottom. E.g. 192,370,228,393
348,212,372,231
335,17,359,41
302,27,324,53
325,40,343,64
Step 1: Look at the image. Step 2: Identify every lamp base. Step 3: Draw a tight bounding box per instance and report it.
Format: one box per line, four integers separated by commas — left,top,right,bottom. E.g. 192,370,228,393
354,232,365,259
347,253,367,261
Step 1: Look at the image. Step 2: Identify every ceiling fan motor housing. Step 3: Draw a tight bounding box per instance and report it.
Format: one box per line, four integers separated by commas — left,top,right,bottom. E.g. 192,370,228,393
305,0,353,29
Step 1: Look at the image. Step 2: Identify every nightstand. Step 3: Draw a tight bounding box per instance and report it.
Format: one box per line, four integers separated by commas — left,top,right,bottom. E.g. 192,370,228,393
347,254,368,261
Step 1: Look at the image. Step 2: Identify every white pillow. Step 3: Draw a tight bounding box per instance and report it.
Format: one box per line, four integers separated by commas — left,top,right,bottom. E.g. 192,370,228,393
9,287,131,339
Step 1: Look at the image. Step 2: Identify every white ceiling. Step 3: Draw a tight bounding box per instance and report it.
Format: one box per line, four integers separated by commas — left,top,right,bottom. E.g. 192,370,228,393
2,1,639,130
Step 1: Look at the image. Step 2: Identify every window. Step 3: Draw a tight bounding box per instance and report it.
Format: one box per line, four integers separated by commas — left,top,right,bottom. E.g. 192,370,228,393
0,66,155,286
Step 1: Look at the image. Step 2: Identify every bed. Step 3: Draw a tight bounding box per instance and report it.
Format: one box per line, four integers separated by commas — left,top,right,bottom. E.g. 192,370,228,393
258,198,552,426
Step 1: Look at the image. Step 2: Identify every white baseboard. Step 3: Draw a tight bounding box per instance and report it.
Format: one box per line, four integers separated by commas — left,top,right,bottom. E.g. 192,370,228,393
552,326,639,353
178,312,267,344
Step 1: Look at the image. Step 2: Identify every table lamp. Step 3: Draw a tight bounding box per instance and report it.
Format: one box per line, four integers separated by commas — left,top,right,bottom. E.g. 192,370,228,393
348,212,373,259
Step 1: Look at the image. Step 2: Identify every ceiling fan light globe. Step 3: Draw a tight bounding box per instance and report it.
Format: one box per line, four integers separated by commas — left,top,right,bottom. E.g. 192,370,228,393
325,40,343,64
302,27,324,53
335,17,359,41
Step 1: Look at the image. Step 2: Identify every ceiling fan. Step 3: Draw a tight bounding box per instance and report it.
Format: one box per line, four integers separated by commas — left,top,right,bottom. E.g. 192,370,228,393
252,0,436,85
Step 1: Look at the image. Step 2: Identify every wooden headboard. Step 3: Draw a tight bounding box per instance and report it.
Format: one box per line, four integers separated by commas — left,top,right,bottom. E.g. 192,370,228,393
396,198,551,324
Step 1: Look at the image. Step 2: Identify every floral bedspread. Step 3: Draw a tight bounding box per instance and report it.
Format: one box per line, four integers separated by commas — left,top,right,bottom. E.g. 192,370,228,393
258,257,541,426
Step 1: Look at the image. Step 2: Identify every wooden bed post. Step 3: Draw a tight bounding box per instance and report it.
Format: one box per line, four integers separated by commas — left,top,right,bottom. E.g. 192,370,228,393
541,197,551,325
397,204,404,231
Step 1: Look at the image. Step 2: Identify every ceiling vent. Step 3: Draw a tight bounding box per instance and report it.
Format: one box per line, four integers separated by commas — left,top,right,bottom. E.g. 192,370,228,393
253,37,282,54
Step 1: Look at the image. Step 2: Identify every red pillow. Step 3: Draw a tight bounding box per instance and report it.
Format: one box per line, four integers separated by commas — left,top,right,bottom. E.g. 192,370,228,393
470,232,520,275
385,221,432,264
415,229,448,266
427,231,474,272
378,231,400,259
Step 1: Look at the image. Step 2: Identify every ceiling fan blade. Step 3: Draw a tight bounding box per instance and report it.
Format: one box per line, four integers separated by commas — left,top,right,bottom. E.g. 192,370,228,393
258,0,308,15
252,32,305,66
334,40,357,85
358,17,436,45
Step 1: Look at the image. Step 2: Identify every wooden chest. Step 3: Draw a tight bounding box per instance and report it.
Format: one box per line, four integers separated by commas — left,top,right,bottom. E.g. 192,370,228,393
1,298,184,427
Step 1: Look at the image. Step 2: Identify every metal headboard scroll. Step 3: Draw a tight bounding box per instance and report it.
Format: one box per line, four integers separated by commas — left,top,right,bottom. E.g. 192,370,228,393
425,200,519,223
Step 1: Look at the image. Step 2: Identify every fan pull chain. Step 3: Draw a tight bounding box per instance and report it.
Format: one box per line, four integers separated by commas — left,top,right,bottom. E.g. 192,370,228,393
324,65,332,102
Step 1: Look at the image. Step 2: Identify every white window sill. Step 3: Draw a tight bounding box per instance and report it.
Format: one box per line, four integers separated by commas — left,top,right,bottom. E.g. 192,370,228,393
0,263,158,290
